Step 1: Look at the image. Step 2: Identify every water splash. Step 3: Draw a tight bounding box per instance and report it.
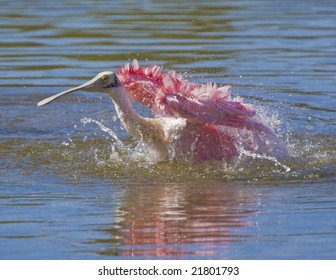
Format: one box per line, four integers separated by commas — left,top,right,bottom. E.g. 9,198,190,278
77,112,290,173
81,117,124,149
238,148,291,172
80,117,165,165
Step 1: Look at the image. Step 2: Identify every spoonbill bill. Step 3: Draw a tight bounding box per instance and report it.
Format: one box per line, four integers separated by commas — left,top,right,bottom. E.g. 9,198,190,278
37,60,282,161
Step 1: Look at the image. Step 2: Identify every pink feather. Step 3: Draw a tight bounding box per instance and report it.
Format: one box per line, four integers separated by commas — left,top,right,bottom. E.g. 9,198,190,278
117,59,256,125
116,60,281,161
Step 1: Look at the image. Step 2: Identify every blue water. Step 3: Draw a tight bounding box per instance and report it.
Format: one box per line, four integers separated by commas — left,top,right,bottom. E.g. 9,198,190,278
0,0,335,259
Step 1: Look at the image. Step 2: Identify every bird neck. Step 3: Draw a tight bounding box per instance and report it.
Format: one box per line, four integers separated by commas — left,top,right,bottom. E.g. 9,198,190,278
106,86,167,159
106,86,144,138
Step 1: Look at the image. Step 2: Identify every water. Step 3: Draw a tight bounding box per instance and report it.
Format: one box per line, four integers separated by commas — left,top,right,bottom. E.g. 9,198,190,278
0,0,335,259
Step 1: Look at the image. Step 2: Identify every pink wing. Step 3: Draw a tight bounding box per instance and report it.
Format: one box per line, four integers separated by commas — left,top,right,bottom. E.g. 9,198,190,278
117,59,164,108
117,60,274,135
154,72,271,132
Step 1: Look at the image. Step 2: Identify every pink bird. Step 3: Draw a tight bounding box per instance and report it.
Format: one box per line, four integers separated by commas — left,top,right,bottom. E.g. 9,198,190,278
37,60,282,162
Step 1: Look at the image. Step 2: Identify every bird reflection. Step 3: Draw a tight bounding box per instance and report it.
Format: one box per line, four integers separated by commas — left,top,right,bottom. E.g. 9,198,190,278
92,182,256,258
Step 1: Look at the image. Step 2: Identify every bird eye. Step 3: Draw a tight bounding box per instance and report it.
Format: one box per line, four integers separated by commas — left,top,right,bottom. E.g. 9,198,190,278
101,75,109,83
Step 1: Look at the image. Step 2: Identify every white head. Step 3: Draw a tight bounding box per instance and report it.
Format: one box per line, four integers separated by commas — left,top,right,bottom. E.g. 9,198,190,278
37,71,122,107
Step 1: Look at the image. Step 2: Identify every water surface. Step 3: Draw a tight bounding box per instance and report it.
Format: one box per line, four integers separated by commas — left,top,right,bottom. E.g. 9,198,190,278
0,0,335,259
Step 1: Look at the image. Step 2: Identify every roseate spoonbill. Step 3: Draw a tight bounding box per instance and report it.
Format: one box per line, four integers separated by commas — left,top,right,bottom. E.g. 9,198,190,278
37,60,282,161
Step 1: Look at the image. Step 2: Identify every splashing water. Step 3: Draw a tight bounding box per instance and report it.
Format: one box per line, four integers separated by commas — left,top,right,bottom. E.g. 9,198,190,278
233,104,291,172
81,117,124,148
238,148,291,172
80,117,167,164
49,107,335,184
74,103,290,174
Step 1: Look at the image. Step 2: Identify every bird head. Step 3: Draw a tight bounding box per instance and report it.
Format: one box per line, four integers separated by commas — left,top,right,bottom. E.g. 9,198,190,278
37,71,122,107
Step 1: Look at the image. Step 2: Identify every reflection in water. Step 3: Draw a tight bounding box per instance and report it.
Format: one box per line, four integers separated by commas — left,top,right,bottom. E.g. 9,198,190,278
91,183,256,258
